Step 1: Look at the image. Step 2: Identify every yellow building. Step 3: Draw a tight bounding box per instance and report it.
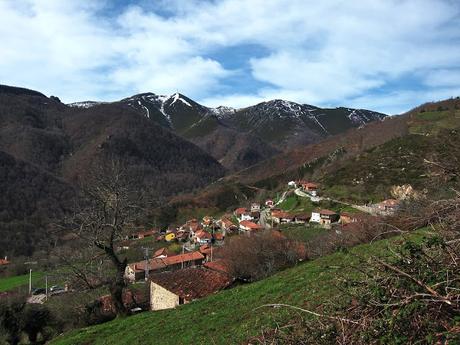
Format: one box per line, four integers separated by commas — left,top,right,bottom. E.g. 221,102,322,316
165,232,176,242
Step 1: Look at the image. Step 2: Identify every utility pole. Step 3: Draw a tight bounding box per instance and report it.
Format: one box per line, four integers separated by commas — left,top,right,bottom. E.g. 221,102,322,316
141,247,153,281
181,244,185,269
210,242,213,262
29,269,32,294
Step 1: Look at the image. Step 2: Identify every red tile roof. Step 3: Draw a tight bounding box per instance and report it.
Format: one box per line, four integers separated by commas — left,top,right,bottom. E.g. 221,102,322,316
239,220,262,230
153,247,176,258
0,259,10,266
235,207,249,215
271,210,293,219
130,251,204,272
150,267,231,301
199,244,212,255
131,259,167,272
220,218,236,228
195,230,212,239
161,251,204,266
203,260,232,276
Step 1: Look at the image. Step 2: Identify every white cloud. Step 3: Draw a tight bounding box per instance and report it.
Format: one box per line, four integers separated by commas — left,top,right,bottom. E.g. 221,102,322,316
0,0,459,114
424,69,460,88
347,87,460,115
201,93,269,109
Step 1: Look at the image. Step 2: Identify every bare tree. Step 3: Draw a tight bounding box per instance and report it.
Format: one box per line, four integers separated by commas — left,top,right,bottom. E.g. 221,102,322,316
64,159,143,316
219,231,303,281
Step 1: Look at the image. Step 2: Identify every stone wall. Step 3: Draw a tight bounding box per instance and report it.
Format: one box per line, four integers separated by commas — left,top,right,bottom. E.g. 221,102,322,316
150,282,180,311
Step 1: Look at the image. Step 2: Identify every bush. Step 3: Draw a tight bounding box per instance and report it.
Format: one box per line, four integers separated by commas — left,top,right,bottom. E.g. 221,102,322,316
218,231,304,281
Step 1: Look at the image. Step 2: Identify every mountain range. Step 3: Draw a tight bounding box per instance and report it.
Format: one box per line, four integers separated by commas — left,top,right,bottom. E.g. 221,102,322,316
70,92,386,171
0,83,387,256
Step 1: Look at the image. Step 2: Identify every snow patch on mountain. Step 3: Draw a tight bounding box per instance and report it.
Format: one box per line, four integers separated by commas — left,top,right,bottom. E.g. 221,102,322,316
310,115,330,135
209,106,236,118
137,100,150,118
170,93,192,107
67,101,105,108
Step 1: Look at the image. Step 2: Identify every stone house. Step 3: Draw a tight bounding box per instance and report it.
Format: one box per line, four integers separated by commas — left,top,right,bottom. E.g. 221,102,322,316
149,267,232,311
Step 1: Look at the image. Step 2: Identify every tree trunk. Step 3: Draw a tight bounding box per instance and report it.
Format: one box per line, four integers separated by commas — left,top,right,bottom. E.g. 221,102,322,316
109,261,128,317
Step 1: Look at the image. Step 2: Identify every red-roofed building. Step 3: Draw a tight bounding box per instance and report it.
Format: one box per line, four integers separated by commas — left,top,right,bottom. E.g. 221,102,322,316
251,203,261,212
153,247,177,259
0,257,10,266
161,251,205,270
239,220,263,233
265,199,274,208
129,228,158,240
219,218,237,232
293,213,310,224
181,219,202,234
234,208,253,221
202,216,213,226
194,230,213,244
125,251,205,282
297,181,319,195
125,259,167,282
310,209,339,226
271,210,295,224
150,267,232,310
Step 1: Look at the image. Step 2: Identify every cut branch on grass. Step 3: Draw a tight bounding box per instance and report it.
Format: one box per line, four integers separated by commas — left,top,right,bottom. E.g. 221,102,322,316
254,303,360,325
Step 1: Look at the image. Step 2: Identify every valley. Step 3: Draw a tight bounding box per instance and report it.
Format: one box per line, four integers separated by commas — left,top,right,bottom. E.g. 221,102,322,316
1,84,459,345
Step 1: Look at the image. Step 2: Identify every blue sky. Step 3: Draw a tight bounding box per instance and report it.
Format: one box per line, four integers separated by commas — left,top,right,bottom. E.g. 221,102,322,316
0,0,460,114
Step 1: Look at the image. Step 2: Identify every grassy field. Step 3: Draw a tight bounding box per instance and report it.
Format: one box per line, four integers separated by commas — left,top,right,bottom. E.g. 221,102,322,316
279,223,330,242
0,270,44,292
278,194,316,213
278,194,361,215
51,229,431,345
409,109,460,135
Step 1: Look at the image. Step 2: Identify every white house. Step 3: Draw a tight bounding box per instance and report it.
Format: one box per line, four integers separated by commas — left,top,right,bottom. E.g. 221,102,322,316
234,208,253,221
310,209,339,225
250,203,261,213
310,211,322,223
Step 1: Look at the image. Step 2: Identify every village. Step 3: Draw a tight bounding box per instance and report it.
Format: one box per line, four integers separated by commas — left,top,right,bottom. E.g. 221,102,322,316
111,180,402,312
0,178,401,314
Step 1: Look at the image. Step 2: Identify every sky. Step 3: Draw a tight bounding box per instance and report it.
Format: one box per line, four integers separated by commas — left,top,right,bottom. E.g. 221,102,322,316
0,0,459,114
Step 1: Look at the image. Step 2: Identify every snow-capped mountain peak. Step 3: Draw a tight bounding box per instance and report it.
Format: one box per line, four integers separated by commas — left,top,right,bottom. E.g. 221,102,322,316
168,92,192,107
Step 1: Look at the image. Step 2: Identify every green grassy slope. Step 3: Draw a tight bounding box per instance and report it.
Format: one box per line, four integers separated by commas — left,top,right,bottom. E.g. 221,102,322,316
51,230,429,345
0,271,44,292
319,102,460,203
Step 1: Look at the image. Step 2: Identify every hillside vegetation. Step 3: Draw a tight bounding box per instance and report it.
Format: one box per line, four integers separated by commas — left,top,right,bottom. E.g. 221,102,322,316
320,98,460,202
51,230,429,345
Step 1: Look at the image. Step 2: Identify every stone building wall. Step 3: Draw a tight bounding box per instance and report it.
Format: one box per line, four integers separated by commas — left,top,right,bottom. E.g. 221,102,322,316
150,282,180,311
